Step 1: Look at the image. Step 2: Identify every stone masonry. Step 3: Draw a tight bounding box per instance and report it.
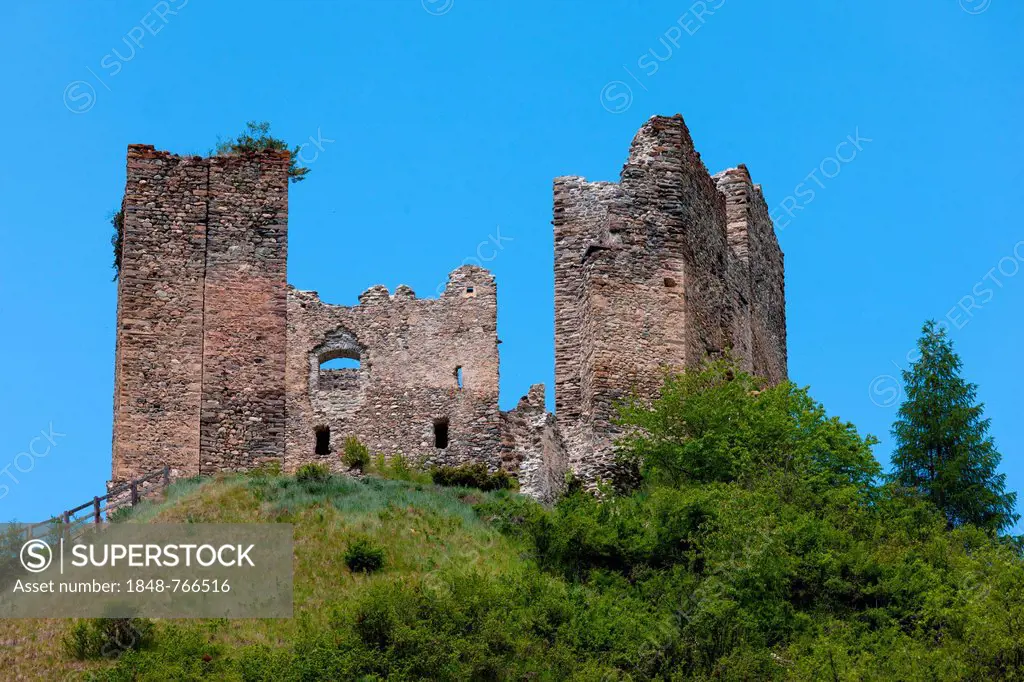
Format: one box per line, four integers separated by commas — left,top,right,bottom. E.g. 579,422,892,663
111,145,288,483
286,268,503,474
554,115,787,484
110,114,786,498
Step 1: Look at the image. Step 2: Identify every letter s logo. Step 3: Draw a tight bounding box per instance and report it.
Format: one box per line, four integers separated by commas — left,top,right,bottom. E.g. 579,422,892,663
21,539,53,573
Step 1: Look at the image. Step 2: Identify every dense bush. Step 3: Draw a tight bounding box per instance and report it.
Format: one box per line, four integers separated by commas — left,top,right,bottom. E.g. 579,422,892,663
341,436,371,471
344,537,385,573
62,618,153,660
431,462,514,491
295,463,330,486
214,120,310,183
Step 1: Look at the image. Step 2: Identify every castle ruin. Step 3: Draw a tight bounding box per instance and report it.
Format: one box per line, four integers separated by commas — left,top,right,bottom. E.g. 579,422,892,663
110,114,786,499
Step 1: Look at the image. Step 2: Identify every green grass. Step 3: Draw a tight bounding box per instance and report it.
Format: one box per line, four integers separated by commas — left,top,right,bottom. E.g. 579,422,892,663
26,471,530,680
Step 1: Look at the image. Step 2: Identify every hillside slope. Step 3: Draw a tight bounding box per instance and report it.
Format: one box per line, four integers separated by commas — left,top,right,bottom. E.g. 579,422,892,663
4,471,535,680
6,362,1024,680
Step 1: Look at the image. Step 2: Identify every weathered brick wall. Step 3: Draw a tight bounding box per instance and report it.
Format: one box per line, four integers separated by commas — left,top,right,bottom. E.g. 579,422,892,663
716,165,756,374
285,266,504,472
199,154,289,472
111,146,289,483
553,115,788,487
112,146,209,482
746,184,787,385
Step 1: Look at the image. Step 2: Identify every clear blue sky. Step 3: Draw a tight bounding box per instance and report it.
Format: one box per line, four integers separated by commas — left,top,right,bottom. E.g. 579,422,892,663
1,1,1021,528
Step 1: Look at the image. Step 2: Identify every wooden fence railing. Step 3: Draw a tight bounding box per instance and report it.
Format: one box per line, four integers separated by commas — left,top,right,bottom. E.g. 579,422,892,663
23,465,171,543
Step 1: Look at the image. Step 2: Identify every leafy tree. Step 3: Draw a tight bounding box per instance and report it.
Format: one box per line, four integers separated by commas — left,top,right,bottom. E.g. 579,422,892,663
616,359,880,494
891,320,1018,533
214,120,310,183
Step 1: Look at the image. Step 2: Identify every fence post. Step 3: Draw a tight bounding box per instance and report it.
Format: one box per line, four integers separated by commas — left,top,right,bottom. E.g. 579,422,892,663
93,496,101,524
130,480,139,506
163,465,170,490
62,511,70,544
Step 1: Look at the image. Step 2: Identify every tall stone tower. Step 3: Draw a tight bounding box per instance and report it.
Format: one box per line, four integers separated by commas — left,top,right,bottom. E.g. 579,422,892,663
553,115,786,485
110,145,290,483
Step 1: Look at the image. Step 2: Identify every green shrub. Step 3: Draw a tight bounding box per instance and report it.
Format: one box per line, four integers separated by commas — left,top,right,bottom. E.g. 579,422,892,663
296,463,331,485
214,120,310,183
110,209,124,281
107,505,133,523
344,537,385,573
249,460,282,478
62,617,154,660
369,453,432,484
342,436,371,470
431,462,515,491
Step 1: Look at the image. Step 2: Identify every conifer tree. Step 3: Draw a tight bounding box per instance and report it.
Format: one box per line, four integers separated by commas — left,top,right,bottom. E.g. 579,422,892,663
891,320,1018,533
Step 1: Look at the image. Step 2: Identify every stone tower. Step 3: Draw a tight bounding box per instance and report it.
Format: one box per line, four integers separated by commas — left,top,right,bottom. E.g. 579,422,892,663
110,145,290,482
553,115,786,485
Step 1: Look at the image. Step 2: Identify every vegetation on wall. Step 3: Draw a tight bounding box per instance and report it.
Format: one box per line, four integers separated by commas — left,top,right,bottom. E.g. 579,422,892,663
341,436,371,471
108,120,307,282
431,462,515,491
213,120,310,183
110,208,124,281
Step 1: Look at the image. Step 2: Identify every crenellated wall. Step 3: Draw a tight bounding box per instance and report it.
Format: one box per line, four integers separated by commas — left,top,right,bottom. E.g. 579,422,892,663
111,112,786,498
284,267,504,472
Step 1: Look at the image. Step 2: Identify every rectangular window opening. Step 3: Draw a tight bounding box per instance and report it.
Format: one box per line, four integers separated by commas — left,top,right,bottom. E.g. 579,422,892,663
433,419,449,449
315,426,331,455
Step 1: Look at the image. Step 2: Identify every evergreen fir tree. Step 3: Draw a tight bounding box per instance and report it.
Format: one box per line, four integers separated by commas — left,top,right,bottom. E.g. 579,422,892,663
891,320,1018,533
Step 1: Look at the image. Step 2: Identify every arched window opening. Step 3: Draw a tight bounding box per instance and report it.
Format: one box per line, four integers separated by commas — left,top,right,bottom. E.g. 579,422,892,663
321,357,361,370
315,426,331,455
434,418,449,449
316,343,363,392
455,366,464,389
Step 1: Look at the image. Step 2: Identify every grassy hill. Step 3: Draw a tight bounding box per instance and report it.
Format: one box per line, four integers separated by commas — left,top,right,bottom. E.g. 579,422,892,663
5,363,1024,680
4,468,534,680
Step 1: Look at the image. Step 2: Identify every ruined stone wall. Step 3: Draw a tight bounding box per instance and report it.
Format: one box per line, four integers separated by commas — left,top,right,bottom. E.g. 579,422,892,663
285,266,504,472
199,154,289,472
552,178,619,478
714,165,787,384
553,115,787,486
746,184,787,385
499,384,568,503
112,146,209,482
111,146,289,483
112,114,786,500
